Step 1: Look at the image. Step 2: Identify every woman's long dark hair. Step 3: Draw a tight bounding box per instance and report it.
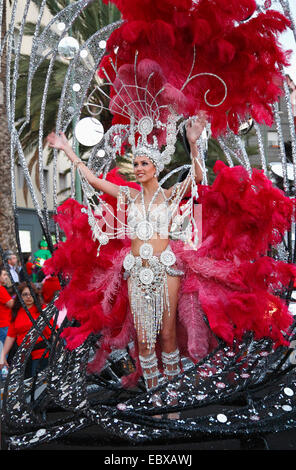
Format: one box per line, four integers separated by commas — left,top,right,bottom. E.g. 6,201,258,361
11,282,42,322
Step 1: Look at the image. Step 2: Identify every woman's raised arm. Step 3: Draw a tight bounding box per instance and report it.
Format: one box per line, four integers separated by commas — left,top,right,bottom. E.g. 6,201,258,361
165,115,206,199
185,114,207,184
47,132,121,198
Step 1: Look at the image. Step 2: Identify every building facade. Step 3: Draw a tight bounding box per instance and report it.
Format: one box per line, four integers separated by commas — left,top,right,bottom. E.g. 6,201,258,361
7,4,72,254
247,75,296,168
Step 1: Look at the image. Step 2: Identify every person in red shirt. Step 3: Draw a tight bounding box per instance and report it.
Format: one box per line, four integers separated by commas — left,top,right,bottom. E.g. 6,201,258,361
0,282,53,377
0,266,14,350
26,256,34,277
19,254,35,282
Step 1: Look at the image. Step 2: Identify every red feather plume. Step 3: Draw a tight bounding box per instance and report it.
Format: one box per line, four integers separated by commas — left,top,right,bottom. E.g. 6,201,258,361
100,0,291,137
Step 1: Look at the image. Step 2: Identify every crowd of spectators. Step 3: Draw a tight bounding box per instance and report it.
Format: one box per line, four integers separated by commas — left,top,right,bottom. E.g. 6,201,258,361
0,242,61,382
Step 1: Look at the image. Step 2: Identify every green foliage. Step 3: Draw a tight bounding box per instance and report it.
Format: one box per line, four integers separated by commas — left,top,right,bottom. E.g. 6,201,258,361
15,0,120,200
29,0,120,38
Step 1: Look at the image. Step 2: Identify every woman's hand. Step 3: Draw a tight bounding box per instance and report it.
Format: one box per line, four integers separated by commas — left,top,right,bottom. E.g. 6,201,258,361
47,131,78,164
47,131,70,152
186,112,207,145
185,112,207,184
46,132,121,197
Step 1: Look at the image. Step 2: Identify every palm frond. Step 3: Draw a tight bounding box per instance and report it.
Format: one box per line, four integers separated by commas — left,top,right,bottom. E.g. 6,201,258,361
14,0,120,204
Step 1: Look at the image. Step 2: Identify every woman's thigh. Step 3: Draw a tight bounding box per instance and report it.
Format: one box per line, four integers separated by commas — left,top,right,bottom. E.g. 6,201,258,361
161,274,180,330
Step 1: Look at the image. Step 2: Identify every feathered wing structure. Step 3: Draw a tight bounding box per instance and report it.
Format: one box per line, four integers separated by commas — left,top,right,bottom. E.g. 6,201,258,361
45,163,296,386
43,0,295,388
45,169,136,345
198,161,295,261
105,58,187,147
100,0,290,137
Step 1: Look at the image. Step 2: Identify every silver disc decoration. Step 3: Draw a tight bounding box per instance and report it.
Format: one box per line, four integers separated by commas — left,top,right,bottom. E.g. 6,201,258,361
136,220,154,241
139,243,153,259
123,253,135,271
160,249,176,267
74,117,104,146
138,116,154,137
98,233,109,245
57,36,80,60
139,267,154,285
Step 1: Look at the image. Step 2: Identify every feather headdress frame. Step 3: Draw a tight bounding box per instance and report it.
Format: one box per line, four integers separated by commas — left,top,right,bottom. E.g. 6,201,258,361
95,48,228,172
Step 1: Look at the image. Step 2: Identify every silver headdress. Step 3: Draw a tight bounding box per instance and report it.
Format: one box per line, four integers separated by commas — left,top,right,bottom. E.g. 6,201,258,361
128,114,178,175
95,53,188,173
95,50,227,175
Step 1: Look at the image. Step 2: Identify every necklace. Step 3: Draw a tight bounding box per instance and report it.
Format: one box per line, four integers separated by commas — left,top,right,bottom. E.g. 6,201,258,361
135,190,153,241
135,185,166,241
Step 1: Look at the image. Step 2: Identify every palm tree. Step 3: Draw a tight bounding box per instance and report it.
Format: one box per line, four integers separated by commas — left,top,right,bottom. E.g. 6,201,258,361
14,0,120,201
0,0,17,253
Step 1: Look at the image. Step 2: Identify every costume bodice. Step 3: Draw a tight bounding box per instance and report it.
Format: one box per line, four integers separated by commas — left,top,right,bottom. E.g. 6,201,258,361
127,200,172,238
119,186,173,239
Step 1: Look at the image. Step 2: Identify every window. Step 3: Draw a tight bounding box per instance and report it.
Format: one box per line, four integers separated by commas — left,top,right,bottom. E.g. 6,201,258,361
267,131,279,148
19,230,32,253
59,173,67,191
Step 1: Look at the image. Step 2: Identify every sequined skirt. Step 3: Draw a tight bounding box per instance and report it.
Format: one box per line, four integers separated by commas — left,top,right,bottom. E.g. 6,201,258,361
123,244,184,349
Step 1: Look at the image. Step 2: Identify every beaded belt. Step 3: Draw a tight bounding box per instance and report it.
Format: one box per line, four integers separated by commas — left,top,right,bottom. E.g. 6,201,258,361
123,244,183,350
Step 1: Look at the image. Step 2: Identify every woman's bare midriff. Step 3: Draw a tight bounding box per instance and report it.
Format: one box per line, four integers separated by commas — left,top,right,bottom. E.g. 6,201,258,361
131,234,170,256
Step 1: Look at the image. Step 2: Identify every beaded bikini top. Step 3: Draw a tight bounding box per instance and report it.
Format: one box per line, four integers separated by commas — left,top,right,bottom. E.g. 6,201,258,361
117,185,175,239
127,196,173,238
117,184,192,242
80,181,198,256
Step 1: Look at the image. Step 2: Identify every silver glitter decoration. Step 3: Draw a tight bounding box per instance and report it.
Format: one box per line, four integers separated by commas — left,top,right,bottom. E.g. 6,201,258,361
283,78,296,192
272,101,289,192
279,0,296,43
219,130,252,172
217,136,236,167
253,121,268,175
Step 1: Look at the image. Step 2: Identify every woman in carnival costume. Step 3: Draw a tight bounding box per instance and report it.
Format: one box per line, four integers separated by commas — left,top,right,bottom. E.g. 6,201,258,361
45,0,296,395
48,116,208,393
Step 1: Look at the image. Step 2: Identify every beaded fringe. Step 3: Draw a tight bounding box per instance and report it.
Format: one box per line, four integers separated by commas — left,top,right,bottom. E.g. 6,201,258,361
130,269,170,351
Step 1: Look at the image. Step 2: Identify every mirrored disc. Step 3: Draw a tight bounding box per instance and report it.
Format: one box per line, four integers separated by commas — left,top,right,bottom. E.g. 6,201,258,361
217,413,227,423
74,117,104,146
57,36,80,60
270,162,294,181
